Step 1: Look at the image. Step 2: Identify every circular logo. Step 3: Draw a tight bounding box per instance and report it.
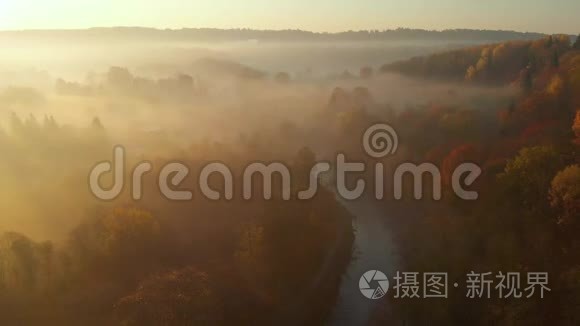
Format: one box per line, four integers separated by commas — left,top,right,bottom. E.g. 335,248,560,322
359,270,389,299
362,123,399,158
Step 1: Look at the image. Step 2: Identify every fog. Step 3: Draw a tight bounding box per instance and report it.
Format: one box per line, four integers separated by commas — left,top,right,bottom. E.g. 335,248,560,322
0,37,519,242
7,24,579,326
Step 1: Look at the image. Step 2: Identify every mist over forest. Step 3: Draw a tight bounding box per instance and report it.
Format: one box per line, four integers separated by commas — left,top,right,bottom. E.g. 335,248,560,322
0,25,579,325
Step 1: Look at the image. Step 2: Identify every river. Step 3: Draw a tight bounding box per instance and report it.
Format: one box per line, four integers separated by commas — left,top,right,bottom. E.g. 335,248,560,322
329,198,399,326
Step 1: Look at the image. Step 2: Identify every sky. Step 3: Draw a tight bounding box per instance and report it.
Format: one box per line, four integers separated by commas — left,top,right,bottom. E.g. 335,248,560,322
0,0,578,34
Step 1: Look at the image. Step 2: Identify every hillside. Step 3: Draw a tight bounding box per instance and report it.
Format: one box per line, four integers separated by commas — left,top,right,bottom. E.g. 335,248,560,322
381,34,579,86
361,36,580,325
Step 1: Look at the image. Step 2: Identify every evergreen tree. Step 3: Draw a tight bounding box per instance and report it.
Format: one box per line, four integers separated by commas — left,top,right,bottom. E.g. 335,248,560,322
91,116,104,130
552,50,560,68
546,35,554,48
522,68,533,93
508,100,516,114
10,112,24,135
574,34,580,49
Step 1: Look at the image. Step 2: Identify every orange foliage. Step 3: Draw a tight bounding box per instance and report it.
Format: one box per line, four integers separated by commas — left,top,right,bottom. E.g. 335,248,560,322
574,110,580,145
441,143,482,186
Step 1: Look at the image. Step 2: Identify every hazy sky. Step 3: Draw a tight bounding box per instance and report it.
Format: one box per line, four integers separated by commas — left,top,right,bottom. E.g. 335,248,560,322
0,0,578,34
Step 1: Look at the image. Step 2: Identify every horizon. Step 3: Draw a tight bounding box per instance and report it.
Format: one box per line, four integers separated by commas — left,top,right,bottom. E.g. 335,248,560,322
0,26,561,34
0,2,579,325
1,1,579,35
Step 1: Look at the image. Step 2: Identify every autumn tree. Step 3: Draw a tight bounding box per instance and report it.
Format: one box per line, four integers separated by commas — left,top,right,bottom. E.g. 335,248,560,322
69,207,162,280
573,110,580,144
550,165,580,225
498,146,562,215
441,144,481,188
0,232,54,291
360,66,373,79
547,74,564,97
115,267,224,326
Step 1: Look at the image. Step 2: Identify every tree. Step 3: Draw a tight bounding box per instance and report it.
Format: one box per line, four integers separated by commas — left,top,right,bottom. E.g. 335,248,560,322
292,147,316,189
352,87,374,110
441,144,480,187
552,50,560,68
546,35,554,48
521,68,533,93
274,72,290,84
91,116,104,130
115,267,224,326
465,65,477,81
573,110,580,145
547,75,564,96
97,207,160,256
574,35,580,49
327,87,352,111
69,207,161,278
498,146,562,214
9,112,24,136
549,165,580,225
360,66,373,79
107,66,133,89
177,73,194,88
0,232,54,291
43,115,58,130
339,70,355,80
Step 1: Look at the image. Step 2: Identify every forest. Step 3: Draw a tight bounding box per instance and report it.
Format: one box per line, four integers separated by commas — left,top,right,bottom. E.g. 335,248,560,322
366,34,580,324
0,27,579,325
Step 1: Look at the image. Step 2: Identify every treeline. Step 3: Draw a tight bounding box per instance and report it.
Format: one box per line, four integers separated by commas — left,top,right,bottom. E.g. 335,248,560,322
0,27,549,43
55,66,208,99
382,34,579,86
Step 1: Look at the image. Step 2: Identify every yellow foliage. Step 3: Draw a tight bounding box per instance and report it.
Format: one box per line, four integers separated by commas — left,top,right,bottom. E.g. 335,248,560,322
101,207,160,252
465,65,477,81
547,75,564,96
492,43,508,62
476,56,489,72
550,165,580,224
